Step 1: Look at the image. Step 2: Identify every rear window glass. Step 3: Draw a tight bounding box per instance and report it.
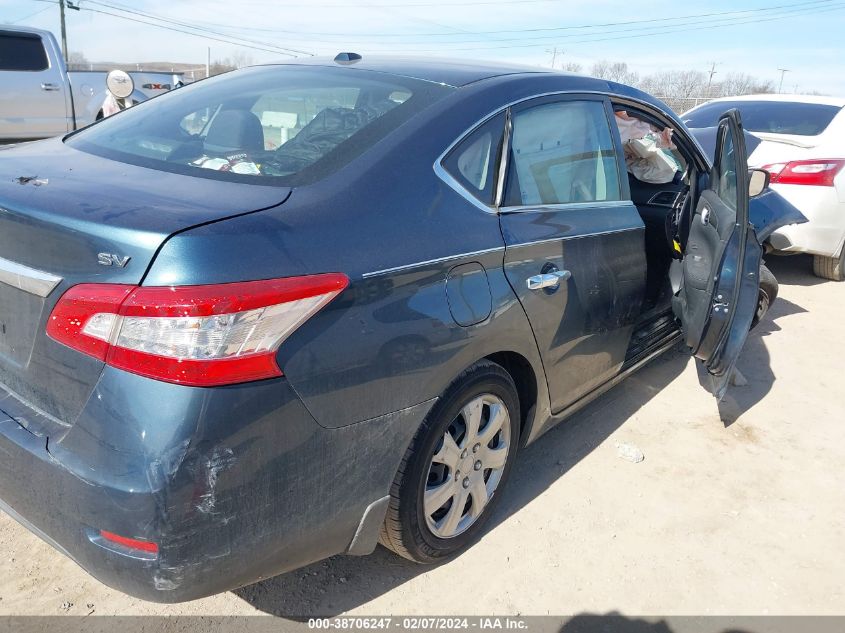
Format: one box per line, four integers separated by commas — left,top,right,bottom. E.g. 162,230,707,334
683,100,841,136
0,32,49,71
67,65,450,186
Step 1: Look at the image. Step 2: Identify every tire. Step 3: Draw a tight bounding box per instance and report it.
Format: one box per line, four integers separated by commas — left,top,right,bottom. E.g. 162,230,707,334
813,249,845,281
751,263,779,330
379,360,520,563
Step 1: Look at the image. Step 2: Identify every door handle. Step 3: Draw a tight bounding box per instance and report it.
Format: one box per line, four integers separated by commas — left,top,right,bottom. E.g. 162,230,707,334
40,83,60,91
526,270,571,290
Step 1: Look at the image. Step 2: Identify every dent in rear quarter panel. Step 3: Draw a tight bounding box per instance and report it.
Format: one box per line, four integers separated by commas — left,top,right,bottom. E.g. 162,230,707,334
6,363,433,601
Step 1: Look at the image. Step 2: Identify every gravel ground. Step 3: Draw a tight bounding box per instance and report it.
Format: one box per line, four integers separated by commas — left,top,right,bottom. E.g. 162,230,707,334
0,254,843,620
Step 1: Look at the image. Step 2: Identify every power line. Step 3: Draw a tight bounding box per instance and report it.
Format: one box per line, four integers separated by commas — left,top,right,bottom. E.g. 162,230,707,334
86,0,313,55
10,4,55,23
195,0,834,38
80,7,301,56
350,2,845,52
24,0,307,56
163,1,845,51
282,0,843,46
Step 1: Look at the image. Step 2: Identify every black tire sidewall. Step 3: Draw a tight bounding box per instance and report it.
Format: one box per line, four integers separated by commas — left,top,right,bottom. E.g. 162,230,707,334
398,364,520,563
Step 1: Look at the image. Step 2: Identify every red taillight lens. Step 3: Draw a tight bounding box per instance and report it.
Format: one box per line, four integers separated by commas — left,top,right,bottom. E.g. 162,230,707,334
47,274,348,386
99,530,159,554
762,159,845,187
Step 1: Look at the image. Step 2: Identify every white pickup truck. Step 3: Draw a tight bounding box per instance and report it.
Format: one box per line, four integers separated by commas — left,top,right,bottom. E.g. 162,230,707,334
0,26,185,143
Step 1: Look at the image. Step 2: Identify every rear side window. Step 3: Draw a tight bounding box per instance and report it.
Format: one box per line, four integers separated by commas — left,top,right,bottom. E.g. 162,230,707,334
0,32,49,71
683,100,841,136
67,65,450,186
505,100,621,206
441,113,504,204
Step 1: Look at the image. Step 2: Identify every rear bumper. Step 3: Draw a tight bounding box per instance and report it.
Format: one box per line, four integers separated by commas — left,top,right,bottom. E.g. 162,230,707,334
767,184,845,258
0,369,431,602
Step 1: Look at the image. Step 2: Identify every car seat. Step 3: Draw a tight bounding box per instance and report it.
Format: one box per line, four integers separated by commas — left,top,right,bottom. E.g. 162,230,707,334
204,109,265,155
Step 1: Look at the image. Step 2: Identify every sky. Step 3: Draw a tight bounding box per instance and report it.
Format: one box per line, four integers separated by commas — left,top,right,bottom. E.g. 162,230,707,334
2,0,844,95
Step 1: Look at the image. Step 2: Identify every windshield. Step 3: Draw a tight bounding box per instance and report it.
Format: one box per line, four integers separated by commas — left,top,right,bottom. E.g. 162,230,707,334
67,65,450,185
683,100,841,136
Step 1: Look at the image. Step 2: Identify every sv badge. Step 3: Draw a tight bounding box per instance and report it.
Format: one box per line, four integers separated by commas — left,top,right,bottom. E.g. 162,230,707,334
98,252,131,268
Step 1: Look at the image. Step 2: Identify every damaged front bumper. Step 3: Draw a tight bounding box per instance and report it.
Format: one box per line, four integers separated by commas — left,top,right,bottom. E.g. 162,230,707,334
0,368,431,602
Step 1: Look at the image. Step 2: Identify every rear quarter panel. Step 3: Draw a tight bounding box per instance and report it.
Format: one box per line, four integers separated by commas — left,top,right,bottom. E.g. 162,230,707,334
141,76,606,430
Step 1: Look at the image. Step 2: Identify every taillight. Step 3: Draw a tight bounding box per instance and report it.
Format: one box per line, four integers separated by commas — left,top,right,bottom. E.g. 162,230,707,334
762,159,845,187
47,274,348,386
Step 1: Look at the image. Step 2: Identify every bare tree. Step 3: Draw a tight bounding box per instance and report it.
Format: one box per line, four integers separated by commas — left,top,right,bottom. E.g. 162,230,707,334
639,69,707,99
590,60,639,85
560,61,583,73
229,51,255,69
67,50,88,70
716,72,775,96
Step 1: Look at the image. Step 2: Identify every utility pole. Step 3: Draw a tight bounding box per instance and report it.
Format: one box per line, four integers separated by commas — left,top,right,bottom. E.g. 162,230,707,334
546,47,560,69
58,0,68,63
706,61,718,97
777,68,790,93
206,46,211,78
57,0,80,63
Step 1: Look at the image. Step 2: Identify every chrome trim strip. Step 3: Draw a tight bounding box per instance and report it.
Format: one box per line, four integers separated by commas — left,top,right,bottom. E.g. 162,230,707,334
362,246,505,278
500,200,632,214
363,224,641,278
432,161,497,215
505,225,643,250
0,256,62,298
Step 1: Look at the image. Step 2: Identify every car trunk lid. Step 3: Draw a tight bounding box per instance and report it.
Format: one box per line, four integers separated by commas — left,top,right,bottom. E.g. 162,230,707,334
0,138,290,434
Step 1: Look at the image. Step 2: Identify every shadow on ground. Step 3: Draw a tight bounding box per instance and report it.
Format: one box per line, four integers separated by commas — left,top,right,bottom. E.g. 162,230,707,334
560,612,756,633
765,254,826,288
235,256,814,618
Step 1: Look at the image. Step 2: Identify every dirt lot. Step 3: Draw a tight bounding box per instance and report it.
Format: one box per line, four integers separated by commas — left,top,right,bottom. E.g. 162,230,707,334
0,255,843,619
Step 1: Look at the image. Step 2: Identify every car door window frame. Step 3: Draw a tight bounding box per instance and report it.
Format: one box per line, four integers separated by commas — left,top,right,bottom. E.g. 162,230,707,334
439,112,507,207
434,90,710,216
499,93,628,213
0,31,50,72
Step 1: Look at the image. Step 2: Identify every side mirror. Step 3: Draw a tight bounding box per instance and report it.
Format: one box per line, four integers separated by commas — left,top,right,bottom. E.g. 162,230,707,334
748,168,770,197
106,69,134,100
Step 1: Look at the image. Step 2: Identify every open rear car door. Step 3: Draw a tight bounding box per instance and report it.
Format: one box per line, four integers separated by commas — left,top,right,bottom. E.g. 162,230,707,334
673,110,762,399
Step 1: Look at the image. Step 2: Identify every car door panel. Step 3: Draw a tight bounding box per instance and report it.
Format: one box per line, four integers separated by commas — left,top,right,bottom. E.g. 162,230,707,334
498,95,646,413
673,110,761,399
0,31,69,140
502,212,645,411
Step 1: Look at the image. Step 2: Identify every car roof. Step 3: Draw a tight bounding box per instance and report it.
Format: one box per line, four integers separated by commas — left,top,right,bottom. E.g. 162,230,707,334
0,25,51,36
702,93,845,108
262,56,558,87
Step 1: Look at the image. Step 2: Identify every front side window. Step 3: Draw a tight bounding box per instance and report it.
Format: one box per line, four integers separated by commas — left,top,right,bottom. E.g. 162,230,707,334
67,65,450,185
0,32,49,71
505,100,621,206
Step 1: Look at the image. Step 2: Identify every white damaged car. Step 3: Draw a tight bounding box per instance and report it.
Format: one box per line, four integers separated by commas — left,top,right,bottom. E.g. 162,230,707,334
684,95,845,280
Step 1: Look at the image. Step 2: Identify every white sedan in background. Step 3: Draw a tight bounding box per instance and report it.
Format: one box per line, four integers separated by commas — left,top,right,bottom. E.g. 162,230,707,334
684,95,845,281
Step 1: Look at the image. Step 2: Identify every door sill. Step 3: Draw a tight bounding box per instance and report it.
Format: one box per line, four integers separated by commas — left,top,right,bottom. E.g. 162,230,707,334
547,330,683,427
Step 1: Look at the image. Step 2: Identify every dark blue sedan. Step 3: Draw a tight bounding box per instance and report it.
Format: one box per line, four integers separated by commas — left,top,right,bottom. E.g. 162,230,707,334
0,56,803,602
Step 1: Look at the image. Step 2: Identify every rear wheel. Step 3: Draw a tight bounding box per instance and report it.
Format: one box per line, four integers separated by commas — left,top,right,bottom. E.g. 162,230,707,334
813,249,845,281
379,361,520,563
